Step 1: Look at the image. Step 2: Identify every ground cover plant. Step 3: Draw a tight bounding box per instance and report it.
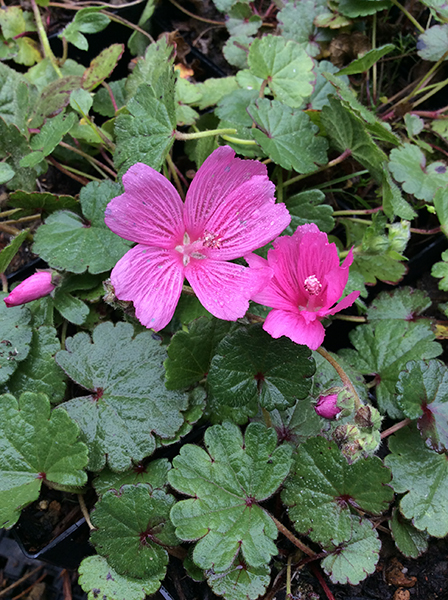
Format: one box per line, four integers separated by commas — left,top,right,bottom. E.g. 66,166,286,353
1,0,448,598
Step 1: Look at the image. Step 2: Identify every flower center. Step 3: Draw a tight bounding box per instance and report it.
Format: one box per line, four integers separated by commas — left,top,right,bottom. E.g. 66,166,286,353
304,274,322,295
175,231,221,266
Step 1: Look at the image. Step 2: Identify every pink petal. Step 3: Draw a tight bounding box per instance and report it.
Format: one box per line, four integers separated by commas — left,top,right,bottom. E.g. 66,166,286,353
185,258,271,321
323,290,360,317
324,248,355,307
105,163,185,248
184,146,270,241
111,245,184,331
263,309,326,350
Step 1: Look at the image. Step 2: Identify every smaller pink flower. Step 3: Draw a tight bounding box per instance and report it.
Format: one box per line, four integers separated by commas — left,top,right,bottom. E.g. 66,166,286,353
315,393,341,419
4,271,56,307
247,224,360,350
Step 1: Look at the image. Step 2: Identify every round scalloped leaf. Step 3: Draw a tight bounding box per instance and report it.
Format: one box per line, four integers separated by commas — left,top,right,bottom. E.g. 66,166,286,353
248,99,328,173
338,0,391,17
207,324,315,421
33,180,130,274
282,437,393,546
79,555,161,600
93,458,171,498
264,398,322,447
389,508,429,559
0,295,32,384
321,517,381,585
1,325,66,403
207,559,270,600
55,322,189,472
285,189,334,234
0,391,88,528
90,484,178,579
8,190,79,218
417,25,448,62
366,287,431,322
277,1,326,58
247,35,315,108
397,360,448,452
169,422,292,572
385,424,448,537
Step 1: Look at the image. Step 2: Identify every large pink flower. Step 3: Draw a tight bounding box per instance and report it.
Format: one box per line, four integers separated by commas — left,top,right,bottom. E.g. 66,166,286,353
247,224,360,350
105,146,291,330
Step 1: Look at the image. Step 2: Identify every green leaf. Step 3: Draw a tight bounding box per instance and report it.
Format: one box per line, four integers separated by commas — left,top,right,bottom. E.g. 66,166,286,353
15,37,41,67
0,118,37,191
0,294,32,384
385,424,448,537
248,99,328,173
70,88,93,115
397,359,448,452
337,44,395,75
82,44,124,91
53,289,89,325
339,320,442,418
0,325,66,404
25,58,85,93
60,7,110,51
169,422,292,572
0,162,15,185
127,0,156,56
207,324,315,421
125,37,174,101
20,111,77,169
79,555,161,600
258,398,323,447
93,458,171,498
382,167,417,220
114,83,176,175
366,287,431,321
388,143,448,202
8,190,79,218
194,77,238,110
55,322,189,472
282,437,393,545
0,229,28,274
390,508,429,559
321,96,387,182
277,0,328,58
417,25,448,61
91,484,178,579
223,34,252,69
420,0,448,18
226,3,262,36
165,317,237,390
248,35,315,107
216,88,257,128
0,6,35,39
0,391,88,528
404,114,424,137
175,77,201,126
33,180,130,274
432,249,448,290
93,79,126,117
28,75,83,129
321,518,381,585
433,186,448,236
207,559,270,600
310,61,348,110
213,0,248,11
0,62,36,134
338,0,391,17
285,189,334,233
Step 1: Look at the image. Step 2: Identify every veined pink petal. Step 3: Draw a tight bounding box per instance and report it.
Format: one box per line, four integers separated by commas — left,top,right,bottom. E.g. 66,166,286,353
111,245,184,331
263,309,326,350
184,146,269,240
185,258,272,321
195,177,290,260
324,248,355,307
105,163,185,248
323,290,360,317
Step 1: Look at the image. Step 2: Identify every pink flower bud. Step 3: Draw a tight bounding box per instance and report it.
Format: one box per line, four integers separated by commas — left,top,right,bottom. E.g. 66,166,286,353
315,393,341,419
4,272,56,307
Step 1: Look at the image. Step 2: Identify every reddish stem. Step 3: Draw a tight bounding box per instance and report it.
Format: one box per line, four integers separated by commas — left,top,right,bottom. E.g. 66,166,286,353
309,563,336,600
381,418,411,439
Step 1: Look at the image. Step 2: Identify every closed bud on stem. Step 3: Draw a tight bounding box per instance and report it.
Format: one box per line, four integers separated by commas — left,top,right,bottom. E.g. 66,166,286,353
4,271,60,307
354,405,382,430
315,388,341,419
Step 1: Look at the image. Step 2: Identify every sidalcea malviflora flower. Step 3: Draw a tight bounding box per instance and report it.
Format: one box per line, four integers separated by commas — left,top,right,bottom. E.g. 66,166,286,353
104,146,291,331
4,271,56,308
247,224,360,351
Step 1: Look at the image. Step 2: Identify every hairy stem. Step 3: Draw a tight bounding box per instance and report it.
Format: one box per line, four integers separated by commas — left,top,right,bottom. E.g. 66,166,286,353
381,418,411,439
316,347,362,410
30,0,62,77
175,128,237,141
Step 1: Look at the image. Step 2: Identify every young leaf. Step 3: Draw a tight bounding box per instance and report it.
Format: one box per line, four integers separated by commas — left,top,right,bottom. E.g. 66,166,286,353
223,35,252,69
337,44,395,76
248,99,328,173
382,167,417,220
208,324,315,420
277,0,327,58
79,555,161,600
248,35,315,107
389,508,429,559
59,7,110,51
125,38,175,100
93,78,126,117
53,289,90,325
397,359,448,452
309,61,348,110
0,118,37,191
0,391,88,528
169,422,292,572
226,3,262,36
321,518,381,585
385,424,448,537
282,437,393,545
90,484,178,579
93,458,171,498
55,322,189,472
8,190,79,218
81,44,124,91
207,559,271,600
339,320,442,418
285,189,335,233
432,249,448,290
194,77,238,110
33,180,130,274
164,317,238,390
20,111,77,168
0,294,32,384
366,287,431,322
1,325,66,404
0,229,29,274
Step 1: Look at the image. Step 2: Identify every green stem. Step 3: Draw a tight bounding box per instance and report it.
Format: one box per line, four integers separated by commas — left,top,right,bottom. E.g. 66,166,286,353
316,347,362,411
60,141,117,179
316,170,369,190
221,135,258,146
372,13,378,102
1,273,8,294
282,149,351,189
0,208,21,218
411,76,448,109
389,0,425,33
2,214,41,226
333,314,366,323
30,0,62,77
165,152,185,201
175,128,237,141
276,167,283,203
333,207,383,216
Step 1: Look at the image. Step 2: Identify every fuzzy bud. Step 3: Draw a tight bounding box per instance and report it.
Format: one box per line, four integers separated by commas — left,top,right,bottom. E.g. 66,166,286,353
4,271,57,307
354,405,382,430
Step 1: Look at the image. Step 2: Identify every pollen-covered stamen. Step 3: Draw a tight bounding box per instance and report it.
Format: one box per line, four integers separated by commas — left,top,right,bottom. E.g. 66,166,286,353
304,274,322,295
175,231,207,265
202,230,222,249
